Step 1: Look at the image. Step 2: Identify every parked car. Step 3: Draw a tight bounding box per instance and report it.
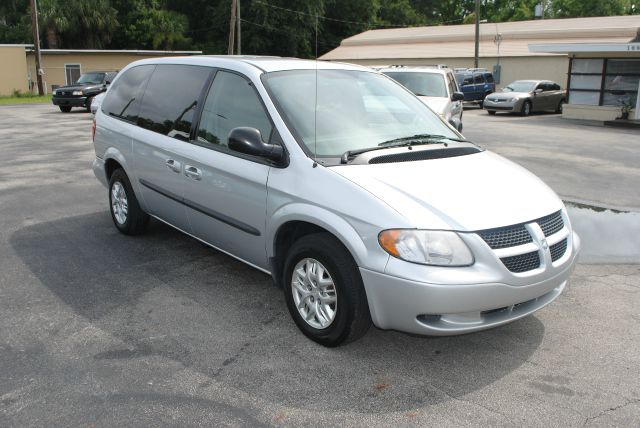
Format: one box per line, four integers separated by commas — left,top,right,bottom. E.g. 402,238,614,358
93,57,580,346
484,80,566,116
379,66,465,131
90,92,107,115
454,68,496,106
52,71,117,112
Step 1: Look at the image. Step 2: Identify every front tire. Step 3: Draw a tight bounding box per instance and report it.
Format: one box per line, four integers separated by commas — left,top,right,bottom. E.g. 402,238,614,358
59,106,72,113
283,233,371,347
487,110,496,115
108,168,149,235
521,101,532,116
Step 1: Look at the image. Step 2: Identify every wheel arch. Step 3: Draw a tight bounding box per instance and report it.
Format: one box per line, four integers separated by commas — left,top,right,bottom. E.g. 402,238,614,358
268,206,371,287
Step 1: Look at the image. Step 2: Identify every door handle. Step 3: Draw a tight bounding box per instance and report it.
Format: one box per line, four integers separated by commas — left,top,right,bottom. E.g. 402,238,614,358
184,165,202,181
166,159,181,173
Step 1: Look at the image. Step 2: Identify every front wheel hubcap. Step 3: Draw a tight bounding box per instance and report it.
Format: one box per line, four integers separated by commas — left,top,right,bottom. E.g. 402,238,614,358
291,258,337,329
111,181,128,225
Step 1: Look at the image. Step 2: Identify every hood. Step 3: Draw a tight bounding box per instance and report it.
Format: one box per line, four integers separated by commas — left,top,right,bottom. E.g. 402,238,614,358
329,150,562,231
417,96,449,116
489,91,530,99
55,83,102,92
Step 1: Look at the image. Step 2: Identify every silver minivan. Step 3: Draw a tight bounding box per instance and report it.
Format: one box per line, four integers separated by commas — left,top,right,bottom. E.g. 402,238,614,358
93,56,580,346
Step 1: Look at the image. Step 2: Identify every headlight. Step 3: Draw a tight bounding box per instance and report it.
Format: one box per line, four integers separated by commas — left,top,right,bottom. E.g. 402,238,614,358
378,229,474,266
508,97,518,102
72,90,83,96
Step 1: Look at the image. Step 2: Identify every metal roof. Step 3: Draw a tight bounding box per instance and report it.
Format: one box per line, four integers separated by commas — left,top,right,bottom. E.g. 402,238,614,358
320,15,640,60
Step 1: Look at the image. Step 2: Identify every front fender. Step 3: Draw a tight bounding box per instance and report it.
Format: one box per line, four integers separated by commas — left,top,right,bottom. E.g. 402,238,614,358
267,202,389,272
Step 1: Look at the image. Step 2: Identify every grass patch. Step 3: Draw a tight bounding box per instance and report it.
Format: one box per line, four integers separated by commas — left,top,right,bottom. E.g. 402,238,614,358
0,90,52,105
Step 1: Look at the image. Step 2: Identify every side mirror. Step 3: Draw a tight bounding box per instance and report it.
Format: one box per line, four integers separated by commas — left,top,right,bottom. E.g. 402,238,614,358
228,127,285,164
534,88,543,94
451,91,465,101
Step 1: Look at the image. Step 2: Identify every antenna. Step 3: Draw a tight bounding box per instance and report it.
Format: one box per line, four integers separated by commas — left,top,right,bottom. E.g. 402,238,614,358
313,13,318,167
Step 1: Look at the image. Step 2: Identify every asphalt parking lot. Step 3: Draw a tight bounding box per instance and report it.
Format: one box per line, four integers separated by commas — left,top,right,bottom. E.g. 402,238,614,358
1,104,639,426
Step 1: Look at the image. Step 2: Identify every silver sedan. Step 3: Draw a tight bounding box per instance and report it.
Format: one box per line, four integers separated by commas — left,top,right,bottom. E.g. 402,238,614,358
484,80,566,116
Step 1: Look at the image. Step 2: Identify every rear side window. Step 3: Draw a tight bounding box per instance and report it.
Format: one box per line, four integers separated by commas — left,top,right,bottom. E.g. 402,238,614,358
197,71,273,147
473,73,485,84
102,65,154,122
137,64,212,140
485,74,494,83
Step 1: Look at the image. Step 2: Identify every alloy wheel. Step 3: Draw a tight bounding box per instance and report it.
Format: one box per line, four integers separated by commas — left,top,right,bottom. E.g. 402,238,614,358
291,258,338,329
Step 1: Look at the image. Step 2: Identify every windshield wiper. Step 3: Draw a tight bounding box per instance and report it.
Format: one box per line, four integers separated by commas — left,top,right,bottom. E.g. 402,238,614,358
378,133,469,146
340,134,470,164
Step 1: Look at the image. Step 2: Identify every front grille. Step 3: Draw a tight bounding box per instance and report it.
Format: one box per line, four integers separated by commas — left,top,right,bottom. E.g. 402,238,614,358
500,251,541,273
537,210,564,237
478,225,532,249
550,238,568,262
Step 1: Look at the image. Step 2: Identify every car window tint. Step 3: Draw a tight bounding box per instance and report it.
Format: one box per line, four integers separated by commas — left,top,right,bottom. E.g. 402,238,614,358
485,74,494,83
197,71,273,147
102,65,154,123
473,74,484,84
136,65,211,140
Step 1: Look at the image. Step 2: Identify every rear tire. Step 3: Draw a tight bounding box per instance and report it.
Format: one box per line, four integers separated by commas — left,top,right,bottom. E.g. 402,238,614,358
487,110,496,115
555,99,565,114
283,233,371,347
85,96,94,112
59,106,72,113
108,168,149,235
521,101,532,116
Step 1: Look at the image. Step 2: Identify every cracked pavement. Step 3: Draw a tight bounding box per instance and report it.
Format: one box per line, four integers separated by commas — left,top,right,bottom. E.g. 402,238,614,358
0,104,639,426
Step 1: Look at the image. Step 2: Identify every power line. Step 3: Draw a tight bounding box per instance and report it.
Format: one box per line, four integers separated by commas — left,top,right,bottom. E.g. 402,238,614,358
238,18,337,49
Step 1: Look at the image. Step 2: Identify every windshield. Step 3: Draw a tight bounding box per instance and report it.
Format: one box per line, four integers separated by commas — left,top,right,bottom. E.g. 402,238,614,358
77,73,105,85
503,81,536,93
382,72,447,97
262,70,458,158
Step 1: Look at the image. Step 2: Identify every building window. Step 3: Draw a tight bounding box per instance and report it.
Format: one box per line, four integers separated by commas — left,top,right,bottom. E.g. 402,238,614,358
568,58,640,107
65,64,81,85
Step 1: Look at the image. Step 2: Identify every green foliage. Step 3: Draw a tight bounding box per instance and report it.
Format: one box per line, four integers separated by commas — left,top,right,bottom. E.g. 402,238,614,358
1,0,638,56
551,0,631,18
111,0,191,50
37,0,118,48
0,0,30,43
0,93,52,104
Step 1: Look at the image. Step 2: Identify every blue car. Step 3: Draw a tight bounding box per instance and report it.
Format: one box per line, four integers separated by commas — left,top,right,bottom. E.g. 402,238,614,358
455,69,496,106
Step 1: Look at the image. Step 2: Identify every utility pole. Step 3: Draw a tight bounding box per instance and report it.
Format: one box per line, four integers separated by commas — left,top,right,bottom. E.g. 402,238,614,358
228,0,236,55
474,0,480,68
237,0,241,55
29,0,44,95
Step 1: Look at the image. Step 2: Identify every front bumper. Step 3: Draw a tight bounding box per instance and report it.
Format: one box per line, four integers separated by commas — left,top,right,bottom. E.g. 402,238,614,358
483,98,521,112
52,96,88,107
360,231,580,335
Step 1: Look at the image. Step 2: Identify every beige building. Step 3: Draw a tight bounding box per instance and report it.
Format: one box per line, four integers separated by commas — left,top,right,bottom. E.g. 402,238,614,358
0,45,201,96
320,15,640,93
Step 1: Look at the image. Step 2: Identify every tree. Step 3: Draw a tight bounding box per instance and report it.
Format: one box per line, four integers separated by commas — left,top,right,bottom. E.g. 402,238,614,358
111,0,191,50
0,0,30,44
38,0,117,48
551,0,631,17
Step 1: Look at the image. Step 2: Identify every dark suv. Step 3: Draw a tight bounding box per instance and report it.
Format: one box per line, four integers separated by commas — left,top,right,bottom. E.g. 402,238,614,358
454,68,495,106
52,71,117,112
